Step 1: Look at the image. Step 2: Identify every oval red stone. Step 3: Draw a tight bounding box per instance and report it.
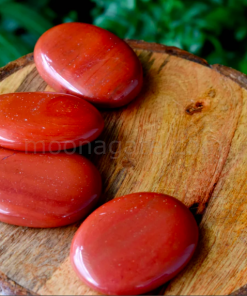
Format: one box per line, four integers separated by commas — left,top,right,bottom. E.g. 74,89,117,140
34,23,143,108
0,92,104,152
0,149,101,227
70,192,198,295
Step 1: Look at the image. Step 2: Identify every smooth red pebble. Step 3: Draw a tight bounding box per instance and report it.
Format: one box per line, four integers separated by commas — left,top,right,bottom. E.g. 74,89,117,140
0,92,104,152
34,22,143,108
70,192,199,295
0,149,101,228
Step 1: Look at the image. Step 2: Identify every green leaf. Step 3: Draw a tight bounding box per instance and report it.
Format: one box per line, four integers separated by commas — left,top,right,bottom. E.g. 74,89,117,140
63,10,78,23
239,60,247,75
0,2,52,35
207,52,227,66
235,27,247,41
206,35,223,53
93,15,129,38
210,0,223,4
20,33,38,48
0,31,31,66
25,0,50,10
182,2,208,21
121,0,136,9
1,17,19,32
205,7,231,26
0,0,13,4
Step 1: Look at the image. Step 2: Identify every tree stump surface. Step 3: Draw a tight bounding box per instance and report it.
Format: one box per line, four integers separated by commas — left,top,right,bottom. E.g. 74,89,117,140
0,40,246,295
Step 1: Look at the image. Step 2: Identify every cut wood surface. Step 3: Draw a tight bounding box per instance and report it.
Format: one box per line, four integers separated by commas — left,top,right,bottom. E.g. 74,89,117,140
0,40,246,295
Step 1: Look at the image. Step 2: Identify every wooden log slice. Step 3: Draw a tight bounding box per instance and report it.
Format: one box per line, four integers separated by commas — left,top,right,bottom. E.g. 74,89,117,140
0,40,246,295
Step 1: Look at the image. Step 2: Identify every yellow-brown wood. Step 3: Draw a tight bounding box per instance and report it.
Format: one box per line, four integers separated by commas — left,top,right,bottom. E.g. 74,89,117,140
0,41,246,295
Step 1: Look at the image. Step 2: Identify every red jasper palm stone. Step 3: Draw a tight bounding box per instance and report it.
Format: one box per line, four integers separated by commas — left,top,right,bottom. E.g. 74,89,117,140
71,192,198,295
0,149,102,228
0,92,104,151
34,23,143,108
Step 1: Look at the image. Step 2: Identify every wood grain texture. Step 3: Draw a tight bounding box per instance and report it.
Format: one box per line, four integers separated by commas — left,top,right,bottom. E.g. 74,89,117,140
0,53,34,83
0,222,80,292
126,39,209,67
164,88,247,295
0,40,246,295
231,284,247,295
94,50,242,214
0,270,36,295
212,64,247,91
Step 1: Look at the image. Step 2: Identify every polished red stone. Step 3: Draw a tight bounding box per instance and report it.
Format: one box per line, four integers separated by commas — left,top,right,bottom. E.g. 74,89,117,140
34,23,143,108
0,92,104,152
70,192,198,295
0,149,101,228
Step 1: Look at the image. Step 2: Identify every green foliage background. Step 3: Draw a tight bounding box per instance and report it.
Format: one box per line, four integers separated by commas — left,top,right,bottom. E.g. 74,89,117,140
1,0,247,73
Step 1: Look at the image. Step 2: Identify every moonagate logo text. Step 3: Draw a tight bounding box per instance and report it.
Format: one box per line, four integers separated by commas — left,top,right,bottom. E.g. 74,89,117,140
24,140,168,159
23,137,210,158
